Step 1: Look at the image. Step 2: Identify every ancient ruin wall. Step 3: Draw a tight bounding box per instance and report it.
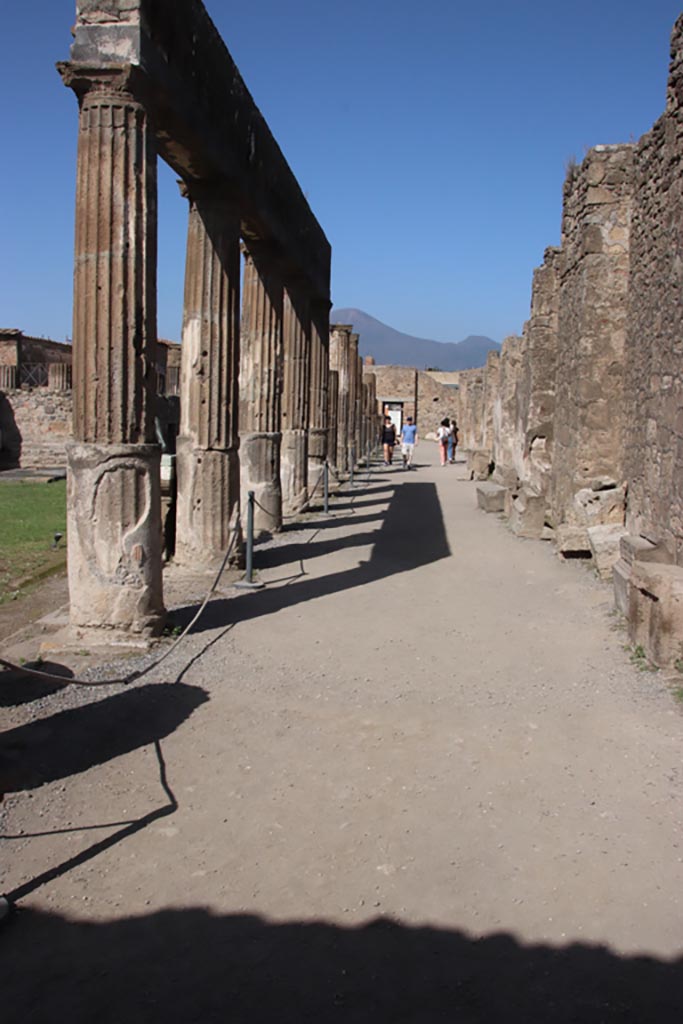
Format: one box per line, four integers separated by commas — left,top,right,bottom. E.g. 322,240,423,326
516,246,561,498
481,351,500,455
491,334,525,487
625,15,683,562
456,369,485,451
551,145,633,529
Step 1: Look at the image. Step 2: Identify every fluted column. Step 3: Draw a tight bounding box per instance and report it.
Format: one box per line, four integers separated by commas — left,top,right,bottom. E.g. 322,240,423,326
329,324,352,474
347,332,360,469
175,182,241,568
327,368,339,475
59,64,165,636
354,350,363,458
281,282,311,512
239,242,283,536
308,298,330,495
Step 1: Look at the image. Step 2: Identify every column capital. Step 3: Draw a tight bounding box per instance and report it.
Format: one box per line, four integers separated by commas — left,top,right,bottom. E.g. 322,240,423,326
57,61,150,107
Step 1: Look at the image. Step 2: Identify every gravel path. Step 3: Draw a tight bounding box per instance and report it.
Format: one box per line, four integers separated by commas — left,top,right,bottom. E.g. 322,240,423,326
2,444,683,1021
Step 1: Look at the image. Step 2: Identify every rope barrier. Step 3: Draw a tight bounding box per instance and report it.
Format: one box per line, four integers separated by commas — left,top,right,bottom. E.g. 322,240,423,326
0,444,381,691
0,514,241,689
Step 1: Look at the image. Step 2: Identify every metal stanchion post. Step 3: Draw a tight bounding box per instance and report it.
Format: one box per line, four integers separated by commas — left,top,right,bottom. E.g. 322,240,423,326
324,460,330,514
349,450,354,488
235,490,265,590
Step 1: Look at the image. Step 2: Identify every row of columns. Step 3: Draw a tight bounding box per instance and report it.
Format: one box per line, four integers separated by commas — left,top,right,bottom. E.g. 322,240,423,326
60,64,375,638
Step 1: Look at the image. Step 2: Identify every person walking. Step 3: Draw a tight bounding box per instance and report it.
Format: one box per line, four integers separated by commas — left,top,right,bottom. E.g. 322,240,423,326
437,418,451,466
400,417,418,469
381,415,397,465
449,420,459,464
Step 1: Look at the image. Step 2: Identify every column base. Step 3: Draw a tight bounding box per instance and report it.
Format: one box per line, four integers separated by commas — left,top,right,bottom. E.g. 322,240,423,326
307,427,327,502
66,442,166,637
175,439,242,569
281,428,308,514
240,430,283,536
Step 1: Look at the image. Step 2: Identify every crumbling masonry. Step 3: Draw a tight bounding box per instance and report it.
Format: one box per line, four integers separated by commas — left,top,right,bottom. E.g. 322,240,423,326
463,14,683,668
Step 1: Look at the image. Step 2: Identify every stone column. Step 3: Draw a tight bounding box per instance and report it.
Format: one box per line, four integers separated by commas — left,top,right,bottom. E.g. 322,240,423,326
281,281,311,512
48,363,72,392
327,368,339,475
347,332,359,468
239,241,283,536
330,324,352,473
354,350,363,458
175,182,241,568
307,298,330,496
59,64,165,636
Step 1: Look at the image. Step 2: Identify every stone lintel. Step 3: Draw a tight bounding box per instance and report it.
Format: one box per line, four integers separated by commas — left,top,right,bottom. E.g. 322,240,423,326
66,3,330,301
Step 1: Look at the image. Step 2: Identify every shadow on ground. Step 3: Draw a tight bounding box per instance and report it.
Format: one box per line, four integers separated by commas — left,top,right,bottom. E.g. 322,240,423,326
2,907,682,1022
175,479,449,634
0,682,208,794
0,661,73,707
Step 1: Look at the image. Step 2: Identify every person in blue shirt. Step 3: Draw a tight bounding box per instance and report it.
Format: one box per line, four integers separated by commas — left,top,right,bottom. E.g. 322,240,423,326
400,417,418,469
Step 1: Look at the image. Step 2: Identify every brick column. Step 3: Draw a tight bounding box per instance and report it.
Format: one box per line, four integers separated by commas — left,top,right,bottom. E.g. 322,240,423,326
59,64,165,636
175,183,241,567
239,241,283,536
308,298,330,496
281,282,311,512
329,324,352,473
346,332,359,468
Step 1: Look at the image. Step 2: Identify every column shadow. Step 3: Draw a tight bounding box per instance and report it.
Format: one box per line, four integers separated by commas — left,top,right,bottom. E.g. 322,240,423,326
0,682,208,795
2,907,683,1023
174,480,450,634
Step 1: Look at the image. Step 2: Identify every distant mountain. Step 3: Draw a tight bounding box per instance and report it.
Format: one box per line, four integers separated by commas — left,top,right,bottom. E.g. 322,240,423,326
331,308,500,371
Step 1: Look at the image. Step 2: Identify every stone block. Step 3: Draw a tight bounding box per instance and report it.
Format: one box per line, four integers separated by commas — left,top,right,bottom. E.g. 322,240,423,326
628,562,683,668
620,534,671,566
571,485,626,528
476,482,507,513
509,487,546,539
555,523,590,554
467,449,491,481
613,558,631,617
587,524,627,580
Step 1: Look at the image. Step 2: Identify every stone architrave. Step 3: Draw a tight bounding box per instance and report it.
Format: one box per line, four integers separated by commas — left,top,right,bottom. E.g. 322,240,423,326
59,63,165,636
307,299,330,497
330,324,352,474
239,241,283,536
281,282,311,512
175,183,241,568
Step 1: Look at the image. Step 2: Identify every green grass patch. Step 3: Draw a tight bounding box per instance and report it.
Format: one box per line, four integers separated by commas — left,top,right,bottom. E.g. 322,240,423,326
0,480,67,603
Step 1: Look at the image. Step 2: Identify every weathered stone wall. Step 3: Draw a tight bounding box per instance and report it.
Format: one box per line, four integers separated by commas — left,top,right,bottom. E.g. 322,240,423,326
362,365,458,430
491,335,525,487
0,388,74,469
456,368,486,451
624,16,683,564
517,247,561,498
551,144,633,539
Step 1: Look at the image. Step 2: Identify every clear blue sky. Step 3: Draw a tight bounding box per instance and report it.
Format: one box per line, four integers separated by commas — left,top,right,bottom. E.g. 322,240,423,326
2,0,682,345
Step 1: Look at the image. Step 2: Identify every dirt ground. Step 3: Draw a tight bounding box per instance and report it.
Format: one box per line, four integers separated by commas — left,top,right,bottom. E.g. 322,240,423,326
2,444,683,1021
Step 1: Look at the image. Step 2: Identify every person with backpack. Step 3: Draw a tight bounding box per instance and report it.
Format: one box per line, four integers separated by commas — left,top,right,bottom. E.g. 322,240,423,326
437,418,451,466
